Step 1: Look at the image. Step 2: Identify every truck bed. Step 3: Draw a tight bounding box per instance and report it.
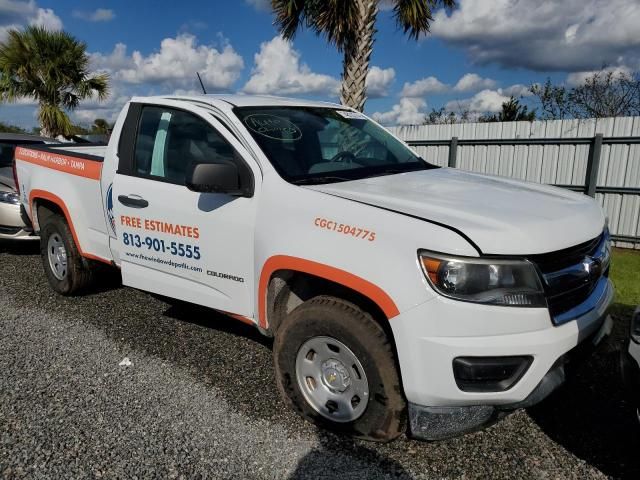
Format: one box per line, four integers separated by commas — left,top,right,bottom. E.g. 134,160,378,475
15,144,106,176
45,144,108,159
14,143,113,264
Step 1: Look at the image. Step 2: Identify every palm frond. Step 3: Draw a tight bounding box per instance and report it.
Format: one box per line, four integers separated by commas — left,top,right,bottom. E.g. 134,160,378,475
271,0,307,39
393,0,456,39
307,0,360,50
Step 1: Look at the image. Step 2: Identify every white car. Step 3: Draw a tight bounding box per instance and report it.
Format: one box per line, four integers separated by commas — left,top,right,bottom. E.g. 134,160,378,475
14,95,614,441
0,133,56,240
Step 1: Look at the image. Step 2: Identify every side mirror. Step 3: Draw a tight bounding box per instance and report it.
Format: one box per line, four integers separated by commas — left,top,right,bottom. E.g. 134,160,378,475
186,162,247,196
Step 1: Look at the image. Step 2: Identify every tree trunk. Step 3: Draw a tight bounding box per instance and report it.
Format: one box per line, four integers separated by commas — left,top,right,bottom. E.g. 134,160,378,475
340,0,378,112
38,102,52,139
38,102,71,139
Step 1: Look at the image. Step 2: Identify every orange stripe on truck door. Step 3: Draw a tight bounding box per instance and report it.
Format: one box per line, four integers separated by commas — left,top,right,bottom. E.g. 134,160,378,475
29,190,111,265
15,147,102,180
258,255,399,329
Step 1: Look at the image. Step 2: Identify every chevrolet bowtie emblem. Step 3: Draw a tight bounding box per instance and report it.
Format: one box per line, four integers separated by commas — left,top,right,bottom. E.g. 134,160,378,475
582,256,602,280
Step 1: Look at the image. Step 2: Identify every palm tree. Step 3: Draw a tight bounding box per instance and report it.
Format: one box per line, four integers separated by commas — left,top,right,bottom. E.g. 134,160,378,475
271,0,455,111
0,26,109,138
91,118,111,134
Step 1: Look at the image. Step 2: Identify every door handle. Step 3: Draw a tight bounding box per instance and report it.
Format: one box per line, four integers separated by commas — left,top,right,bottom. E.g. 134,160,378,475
118,194,149,208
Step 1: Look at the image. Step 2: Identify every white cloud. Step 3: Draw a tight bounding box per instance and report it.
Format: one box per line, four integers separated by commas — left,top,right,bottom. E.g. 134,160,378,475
502,84,533,97
566,65,634,86
372,97,427,126
366,66,395,98
400,76,448,97
30,7,61,29
399,73,498,97
72,9,115,22
0,1,62,39
92,34,244,92
243,36,339,96
453,73,497,92
444,86,533,114
72,107,118,124
432,0,640,72
80,34,245,125
90,43,132,72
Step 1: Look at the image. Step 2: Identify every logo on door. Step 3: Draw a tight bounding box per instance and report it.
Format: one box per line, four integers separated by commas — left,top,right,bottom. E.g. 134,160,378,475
106,183,116,237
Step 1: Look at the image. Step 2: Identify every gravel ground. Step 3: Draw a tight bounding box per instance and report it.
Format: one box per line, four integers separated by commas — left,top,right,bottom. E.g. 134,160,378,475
0,240,638,479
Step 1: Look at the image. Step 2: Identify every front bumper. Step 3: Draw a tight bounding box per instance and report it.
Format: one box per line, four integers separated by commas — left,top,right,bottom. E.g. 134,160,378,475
391,277,614,440
0,202,36,240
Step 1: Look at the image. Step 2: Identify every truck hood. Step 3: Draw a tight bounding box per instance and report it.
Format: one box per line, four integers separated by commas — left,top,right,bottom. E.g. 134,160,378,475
306,168,605,255
0,167,15,190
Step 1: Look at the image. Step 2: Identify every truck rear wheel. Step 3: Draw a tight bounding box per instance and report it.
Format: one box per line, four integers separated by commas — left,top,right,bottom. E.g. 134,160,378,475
40,214,93,295
273,296,406,442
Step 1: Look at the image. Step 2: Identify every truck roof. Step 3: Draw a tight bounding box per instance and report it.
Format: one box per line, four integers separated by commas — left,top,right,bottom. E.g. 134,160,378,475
134,94,345,110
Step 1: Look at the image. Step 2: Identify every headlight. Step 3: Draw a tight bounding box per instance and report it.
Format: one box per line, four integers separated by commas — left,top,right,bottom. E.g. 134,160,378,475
419,252,546,307
0,191,19,205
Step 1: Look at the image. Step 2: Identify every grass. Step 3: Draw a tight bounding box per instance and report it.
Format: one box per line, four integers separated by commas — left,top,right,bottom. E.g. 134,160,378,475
610,248,640,314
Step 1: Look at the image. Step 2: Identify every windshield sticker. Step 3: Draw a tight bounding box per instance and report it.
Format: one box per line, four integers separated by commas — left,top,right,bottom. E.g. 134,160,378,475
244,114,302,141
336,110,367,120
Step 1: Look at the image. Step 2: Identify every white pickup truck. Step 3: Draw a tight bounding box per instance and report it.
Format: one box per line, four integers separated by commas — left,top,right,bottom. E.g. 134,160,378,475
15,95,614,441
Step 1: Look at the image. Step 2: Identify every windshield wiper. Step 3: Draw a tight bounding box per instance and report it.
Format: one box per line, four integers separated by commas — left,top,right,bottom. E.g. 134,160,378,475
367,166,419,177
366,161,438,178
291,176,353,186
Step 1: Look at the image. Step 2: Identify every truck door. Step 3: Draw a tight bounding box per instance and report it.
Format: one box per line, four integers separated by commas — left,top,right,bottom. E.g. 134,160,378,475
111,102,260,318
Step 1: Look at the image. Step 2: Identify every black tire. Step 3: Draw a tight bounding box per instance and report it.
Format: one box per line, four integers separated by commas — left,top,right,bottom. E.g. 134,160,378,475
273,295,406,442
40,214,93,295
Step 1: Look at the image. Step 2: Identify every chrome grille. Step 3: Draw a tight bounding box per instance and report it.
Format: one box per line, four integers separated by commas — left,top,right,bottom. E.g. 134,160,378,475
528,232,610,324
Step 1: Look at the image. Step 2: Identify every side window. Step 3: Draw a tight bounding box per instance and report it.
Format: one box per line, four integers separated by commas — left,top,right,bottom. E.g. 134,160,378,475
134,106,237,185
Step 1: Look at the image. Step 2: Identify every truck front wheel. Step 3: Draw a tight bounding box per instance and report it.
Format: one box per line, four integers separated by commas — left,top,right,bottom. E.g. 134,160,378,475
40,214,93,295
273,296,406,441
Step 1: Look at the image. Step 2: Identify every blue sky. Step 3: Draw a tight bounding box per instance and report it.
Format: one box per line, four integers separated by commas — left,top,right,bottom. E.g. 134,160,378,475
0,0,638,128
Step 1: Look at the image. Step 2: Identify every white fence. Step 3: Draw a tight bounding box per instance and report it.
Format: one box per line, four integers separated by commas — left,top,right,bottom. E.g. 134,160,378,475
389,117,640,249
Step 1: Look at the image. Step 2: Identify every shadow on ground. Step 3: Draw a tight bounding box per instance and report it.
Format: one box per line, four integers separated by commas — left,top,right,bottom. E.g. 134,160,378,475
0,238,39,255
161,300,273,348
528,304,640,479
287,433,411,480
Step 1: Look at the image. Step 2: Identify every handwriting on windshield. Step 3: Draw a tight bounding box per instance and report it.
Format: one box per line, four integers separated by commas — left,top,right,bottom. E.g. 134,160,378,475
244,114,302,141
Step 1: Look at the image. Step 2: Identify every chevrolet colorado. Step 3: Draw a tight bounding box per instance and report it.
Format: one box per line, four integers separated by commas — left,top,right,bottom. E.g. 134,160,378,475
14,95,614,441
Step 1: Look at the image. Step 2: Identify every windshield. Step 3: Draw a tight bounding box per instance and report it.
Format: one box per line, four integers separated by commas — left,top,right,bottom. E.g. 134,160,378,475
234,107,437,185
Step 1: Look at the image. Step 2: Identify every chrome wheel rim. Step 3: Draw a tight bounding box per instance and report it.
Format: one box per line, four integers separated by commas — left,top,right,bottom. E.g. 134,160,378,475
47,233,67,280
295,336,369,423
